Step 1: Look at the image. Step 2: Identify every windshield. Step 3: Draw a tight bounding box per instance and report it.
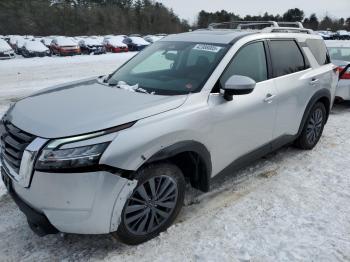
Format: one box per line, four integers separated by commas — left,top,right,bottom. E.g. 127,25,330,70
328,47,350,62
108,41,229,95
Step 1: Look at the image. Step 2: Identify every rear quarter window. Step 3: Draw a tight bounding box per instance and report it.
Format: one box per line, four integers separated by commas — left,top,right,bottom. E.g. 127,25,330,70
306,39,331,65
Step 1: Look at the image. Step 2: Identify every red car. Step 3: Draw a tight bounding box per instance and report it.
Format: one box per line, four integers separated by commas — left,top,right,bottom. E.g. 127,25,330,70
50,37,81,56
104,36,129,53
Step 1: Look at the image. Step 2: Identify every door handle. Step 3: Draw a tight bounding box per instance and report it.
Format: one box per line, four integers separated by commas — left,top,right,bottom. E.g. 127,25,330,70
264,93,276,103
309,78,320,86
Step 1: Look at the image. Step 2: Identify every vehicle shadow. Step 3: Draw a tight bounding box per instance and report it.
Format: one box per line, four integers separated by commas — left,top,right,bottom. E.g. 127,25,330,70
331,101,350,115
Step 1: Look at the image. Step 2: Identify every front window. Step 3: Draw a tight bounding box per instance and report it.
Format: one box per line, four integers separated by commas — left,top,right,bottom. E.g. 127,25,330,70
108,41,230,95
328,47,350,62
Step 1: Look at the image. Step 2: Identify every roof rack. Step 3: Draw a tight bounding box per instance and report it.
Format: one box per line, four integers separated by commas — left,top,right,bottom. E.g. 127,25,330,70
208,21,278,30
207,21,314,34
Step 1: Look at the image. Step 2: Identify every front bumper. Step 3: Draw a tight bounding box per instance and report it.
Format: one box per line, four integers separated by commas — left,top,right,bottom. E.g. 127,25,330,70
59,49,81,56
0,52,15,59
2,165,137,235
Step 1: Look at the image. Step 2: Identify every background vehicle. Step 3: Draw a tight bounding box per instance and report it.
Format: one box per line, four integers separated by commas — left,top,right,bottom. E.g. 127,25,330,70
50,37,81,56
22,40,50,58
0,39,15,59
316,31,333,40
1,21,337,246
9,35,23,52
326,40,350,101
143,35,163,43
41,37,54,48
79,37,106,55
123,36,150,51
335,30,350,40
104,36,128,53
15,38,27,55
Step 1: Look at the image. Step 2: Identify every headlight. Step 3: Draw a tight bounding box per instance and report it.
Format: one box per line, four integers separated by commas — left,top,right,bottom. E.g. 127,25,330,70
35,142,109,171
35,121,136,171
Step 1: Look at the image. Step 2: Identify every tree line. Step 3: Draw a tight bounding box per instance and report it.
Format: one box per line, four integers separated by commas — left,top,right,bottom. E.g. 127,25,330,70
1,3,349,36
197,8,350,31
0,0,190,36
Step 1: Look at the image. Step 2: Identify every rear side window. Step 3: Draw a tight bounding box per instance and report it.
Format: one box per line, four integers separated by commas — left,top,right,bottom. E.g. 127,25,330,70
306,39,330,65
269,40,306,77
220,41,268,87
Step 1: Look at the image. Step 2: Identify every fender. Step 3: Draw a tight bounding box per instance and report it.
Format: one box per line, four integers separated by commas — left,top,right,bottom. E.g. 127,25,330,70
147,140,212,192
297,88,331,137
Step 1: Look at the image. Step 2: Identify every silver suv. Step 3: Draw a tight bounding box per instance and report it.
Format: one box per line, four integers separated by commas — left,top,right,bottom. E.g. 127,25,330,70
1,22,337,245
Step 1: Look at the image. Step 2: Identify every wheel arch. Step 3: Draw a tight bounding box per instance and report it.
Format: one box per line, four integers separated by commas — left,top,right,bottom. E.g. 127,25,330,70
297,89,331,136
144,141,212,192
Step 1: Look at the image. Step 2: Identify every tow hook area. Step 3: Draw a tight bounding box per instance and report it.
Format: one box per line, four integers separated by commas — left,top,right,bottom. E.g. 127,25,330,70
11,189,59,237
2,169,59,237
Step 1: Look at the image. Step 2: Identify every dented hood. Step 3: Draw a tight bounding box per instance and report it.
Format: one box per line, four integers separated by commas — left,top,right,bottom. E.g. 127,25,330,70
7,78,188,138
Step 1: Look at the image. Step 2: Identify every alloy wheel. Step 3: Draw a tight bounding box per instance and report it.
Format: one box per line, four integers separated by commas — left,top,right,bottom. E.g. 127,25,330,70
123,175,178,235
306,108,324,145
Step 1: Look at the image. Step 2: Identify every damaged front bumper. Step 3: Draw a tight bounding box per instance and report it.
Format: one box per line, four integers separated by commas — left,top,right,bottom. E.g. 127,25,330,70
2,164,137,236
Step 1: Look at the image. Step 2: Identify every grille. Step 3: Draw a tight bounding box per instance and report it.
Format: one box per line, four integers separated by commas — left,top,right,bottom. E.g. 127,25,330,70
0,121,36,174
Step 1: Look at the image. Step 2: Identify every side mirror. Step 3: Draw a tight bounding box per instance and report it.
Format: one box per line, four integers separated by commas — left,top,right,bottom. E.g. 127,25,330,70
222,75,256,101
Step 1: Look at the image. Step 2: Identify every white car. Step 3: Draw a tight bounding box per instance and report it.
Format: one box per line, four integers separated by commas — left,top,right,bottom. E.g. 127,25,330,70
1,21,337,245
0,39,15,59
326,40,350,101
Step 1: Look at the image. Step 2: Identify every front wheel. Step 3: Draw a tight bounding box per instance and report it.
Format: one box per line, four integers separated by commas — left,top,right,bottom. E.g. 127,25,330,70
115,163,185,245
295,102,327,150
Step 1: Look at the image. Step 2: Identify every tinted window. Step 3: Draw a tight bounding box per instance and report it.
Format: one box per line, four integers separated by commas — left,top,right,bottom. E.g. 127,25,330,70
220,41,268,87
269,40,306,77
306,39,330,65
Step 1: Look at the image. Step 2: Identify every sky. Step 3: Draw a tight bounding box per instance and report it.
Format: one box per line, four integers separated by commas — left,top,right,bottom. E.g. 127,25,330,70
156,0,350,24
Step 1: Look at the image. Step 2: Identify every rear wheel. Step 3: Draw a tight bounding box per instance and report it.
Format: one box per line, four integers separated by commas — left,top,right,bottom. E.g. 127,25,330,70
295,102,326,150
115,163,185,245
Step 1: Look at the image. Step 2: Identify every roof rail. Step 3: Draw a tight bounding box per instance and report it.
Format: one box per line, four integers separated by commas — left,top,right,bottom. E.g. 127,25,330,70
208,21,278,30
277,22,304,28
262,27,314,34
207,20,314,34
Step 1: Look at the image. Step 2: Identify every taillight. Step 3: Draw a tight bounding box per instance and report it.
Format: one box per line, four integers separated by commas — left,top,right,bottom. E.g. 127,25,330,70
337,66,350,80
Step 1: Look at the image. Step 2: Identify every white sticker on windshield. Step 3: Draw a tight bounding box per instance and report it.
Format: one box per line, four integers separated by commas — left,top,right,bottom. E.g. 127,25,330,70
193,44,222,53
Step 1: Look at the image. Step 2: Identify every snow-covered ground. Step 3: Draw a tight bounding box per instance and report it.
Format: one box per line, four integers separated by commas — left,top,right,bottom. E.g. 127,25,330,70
0,55,350,261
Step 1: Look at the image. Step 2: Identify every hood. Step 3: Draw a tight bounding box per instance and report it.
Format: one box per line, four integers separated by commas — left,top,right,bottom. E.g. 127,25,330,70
7,78,188,138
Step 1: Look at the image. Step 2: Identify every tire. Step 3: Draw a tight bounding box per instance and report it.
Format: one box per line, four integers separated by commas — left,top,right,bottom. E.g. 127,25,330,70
295,102,327,150
115,162,185,245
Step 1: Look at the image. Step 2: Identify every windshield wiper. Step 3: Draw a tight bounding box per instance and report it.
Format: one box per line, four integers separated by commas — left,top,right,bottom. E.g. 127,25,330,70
108,81,154,95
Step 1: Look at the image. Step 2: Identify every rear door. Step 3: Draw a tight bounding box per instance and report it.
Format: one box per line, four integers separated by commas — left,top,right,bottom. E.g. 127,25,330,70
268,39,318,140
